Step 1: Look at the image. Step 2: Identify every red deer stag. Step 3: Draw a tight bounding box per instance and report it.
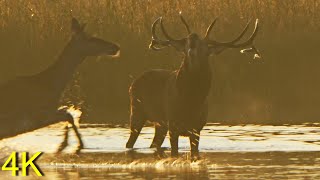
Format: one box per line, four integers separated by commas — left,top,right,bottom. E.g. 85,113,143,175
126,14,259,159
0,18,120,152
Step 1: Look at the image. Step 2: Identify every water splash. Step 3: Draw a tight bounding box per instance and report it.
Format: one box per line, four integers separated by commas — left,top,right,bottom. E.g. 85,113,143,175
58,105,82,127
43,156,207,171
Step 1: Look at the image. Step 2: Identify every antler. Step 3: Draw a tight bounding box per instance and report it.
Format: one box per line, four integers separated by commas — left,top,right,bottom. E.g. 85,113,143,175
149,17,170,51
179,12,191,34
149,17,186,51
205,19,258,48
204,18,218,39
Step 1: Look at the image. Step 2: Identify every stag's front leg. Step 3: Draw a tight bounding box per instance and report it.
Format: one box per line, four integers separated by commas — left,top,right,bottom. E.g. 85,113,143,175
126,109,146,148
169,130,179,157
189,129,200,160
150,123,168,149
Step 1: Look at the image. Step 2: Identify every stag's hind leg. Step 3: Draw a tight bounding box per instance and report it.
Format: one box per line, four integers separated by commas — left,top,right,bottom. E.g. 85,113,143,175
150,123,168,149
169,130,179,157
189,129,200,160
126,108,146,148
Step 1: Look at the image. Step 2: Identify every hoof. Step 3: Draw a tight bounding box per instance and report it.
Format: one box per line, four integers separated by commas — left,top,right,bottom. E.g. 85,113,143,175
191,151,200,162
191,155,201,162
150,143,156,148
171,151,179,158
75,148,81,154
75,143,84,154
78,143,84,149
154,148,166,159
126,142,134,149
125,148,137,159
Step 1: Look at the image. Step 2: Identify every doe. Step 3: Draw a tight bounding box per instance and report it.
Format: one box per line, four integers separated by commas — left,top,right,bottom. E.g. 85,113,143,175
0,18,120,152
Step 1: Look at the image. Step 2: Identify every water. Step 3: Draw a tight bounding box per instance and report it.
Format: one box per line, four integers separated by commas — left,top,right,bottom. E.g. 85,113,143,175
0,123,320,179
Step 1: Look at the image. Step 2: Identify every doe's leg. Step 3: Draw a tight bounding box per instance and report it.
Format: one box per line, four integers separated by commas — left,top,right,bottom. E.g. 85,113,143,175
57,123,69,153
55,111,84,153
71,120,84,154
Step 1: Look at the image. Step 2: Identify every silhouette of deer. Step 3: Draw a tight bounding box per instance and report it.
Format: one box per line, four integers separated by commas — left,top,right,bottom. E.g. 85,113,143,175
126,14,259,159
0,18,120,153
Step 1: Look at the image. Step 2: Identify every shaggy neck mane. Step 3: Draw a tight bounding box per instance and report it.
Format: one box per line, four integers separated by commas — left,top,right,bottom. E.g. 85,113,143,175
175,55,212,104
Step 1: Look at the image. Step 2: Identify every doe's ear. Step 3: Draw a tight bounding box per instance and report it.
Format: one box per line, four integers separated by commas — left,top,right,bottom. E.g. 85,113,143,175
71,18,82,34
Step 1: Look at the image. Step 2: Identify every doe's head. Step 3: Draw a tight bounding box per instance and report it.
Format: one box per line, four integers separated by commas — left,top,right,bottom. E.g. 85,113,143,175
70,18,120,57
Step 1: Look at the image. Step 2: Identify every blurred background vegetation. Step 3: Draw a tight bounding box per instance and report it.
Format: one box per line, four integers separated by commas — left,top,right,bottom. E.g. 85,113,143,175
0,0,319,125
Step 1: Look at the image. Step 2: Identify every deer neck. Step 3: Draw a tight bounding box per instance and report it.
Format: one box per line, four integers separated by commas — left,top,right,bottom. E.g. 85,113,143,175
40,41,86,92
176,56,212,102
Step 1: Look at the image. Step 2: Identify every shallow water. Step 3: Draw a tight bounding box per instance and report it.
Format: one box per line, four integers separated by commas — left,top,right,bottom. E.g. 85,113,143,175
0,123,320,179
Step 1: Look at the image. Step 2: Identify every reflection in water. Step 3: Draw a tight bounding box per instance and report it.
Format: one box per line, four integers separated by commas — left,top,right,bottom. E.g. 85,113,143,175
0,123,320,179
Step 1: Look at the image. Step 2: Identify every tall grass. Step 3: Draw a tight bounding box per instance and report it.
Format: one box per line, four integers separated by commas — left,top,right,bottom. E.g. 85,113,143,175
0,0,319,124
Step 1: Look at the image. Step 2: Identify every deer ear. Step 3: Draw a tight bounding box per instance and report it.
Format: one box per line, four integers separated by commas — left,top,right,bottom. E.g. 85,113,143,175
71,18,82,34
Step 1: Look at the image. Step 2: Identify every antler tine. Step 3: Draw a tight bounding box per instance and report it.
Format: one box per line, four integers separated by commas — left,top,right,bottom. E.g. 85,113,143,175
204,17,218,39
244,19,259,45
149,17,170,50
151,17,161,41
228,19,259,48
179,12,191,34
